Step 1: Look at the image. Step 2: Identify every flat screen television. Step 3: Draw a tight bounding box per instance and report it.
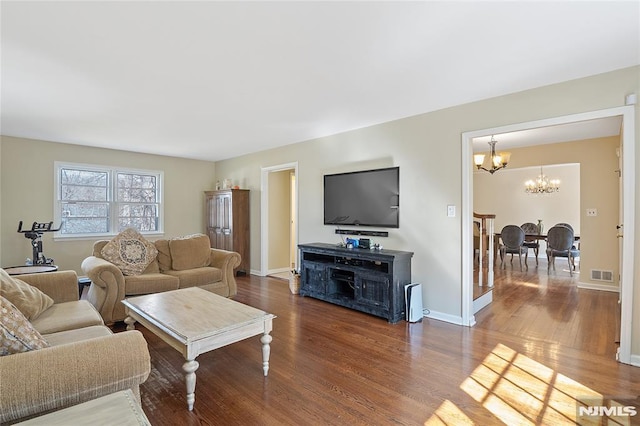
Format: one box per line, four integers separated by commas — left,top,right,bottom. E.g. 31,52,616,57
324,167,399,228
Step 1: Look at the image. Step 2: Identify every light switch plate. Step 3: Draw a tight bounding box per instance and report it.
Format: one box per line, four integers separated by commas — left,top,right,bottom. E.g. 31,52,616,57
447,205,456,217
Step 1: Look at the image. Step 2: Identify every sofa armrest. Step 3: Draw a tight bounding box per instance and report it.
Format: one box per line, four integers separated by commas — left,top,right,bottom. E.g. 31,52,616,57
81,256,126,324
209,249,241,296
0,330,151,424
18,270,79,304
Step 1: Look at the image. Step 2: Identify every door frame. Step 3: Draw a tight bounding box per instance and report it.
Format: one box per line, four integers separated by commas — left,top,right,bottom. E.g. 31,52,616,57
461,105,635,365
260,162,299,277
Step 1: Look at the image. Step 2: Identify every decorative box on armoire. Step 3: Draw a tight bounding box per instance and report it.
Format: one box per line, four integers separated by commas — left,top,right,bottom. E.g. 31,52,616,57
204,189,250,274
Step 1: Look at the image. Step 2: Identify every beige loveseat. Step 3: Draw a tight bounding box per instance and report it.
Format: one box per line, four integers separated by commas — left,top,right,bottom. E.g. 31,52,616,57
0,270,150,424
81,233,241,324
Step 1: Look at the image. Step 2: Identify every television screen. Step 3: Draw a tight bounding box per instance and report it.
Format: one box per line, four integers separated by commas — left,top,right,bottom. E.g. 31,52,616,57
324,167,399,228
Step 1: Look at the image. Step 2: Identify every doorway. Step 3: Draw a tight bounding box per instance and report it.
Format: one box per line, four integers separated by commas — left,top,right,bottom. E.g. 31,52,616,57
461,106,635,365
260,162,299,278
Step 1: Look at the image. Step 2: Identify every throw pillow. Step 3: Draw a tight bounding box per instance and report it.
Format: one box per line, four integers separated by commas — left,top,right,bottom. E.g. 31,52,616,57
169,234,211,271
0,268,54,321
101,228,159,276
0,295,50,356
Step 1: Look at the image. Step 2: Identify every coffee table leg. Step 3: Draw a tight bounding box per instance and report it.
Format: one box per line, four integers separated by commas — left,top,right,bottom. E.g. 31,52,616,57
124,316,136,331
183,359,199,411
260,332,272,376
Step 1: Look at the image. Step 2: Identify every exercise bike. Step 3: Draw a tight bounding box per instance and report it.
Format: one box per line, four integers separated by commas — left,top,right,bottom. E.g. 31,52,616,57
17,221,61,266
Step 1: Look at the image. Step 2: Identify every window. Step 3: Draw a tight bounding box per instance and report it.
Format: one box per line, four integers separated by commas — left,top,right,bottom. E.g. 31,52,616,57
55,162,163,237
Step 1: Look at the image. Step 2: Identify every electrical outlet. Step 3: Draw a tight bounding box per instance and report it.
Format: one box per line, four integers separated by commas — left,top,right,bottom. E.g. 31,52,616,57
586,208,598,217
447,205,456,217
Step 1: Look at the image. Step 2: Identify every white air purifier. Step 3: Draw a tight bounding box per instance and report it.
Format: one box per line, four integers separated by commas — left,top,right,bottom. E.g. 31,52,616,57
404,283,423,323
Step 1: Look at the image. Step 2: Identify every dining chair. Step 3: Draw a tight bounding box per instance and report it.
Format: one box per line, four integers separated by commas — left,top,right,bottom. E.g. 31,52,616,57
555,222,573,232
499,225,528,271
520,222,540,265
554,222,581,251
546,225,579,276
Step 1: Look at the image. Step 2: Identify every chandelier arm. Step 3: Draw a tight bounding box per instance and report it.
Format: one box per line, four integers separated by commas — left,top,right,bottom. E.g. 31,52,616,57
476,164,507,174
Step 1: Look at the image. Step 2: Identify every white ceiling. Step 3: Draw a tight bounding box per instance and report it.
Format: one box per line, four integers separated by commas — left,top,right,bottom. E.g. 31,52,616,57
1,1,638,162
471,116,624,152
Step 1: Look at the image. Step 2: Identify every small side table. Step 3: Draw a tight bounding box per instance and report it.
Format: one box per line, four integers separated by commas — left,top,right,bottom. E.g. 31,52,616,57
4,265,58,276
15,390,150,425
78,276,92,298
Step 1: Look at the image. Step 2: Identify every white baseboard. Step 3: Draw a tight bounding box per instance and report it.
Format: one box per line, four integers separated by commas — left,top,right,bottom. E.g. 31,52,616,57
473,290,493,313
628,354,640,367
250,269,262,276
577,281,620,292
267,267,290,275
424,310,464,326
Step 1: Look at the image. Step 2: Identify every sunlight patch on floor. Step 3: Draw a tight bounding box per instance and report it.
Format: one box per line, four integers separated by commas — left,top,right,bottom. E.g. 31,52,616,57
423,400,474,426
424,343,636,425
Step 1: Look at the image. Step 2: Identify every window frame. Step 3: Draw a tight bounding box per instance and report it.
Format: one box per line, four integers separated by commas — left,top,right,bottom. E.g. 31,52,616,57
54,161,164,239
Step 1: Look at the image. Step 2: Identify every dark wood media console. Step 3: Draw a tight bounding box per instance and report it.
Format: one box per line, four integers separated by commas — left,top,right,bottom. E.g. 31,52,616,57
298,243,413,323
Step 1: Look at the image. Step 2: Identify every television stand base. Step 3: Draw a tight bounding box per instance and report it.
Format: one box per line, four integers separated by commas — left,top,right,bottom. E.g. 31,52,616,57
298,243,413,323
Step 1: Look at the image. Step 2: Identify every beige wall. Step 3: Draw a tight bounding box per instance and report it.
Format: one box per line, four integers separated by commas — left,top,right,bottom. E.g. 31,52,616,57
475,163,581,233
0,136,217,273
1,66,637,356
267,169,291,271
214,66,639,354
475,136,620,288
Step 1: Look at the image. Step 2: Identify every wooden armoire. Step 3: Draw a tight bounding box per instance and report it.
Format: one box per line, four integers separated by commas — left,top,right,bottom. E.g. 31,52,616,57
204,189,250,274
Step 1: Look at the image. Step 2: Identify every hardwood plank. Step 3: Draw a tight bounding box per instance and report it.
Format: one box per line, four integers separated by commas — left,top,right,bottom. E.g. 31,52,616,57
130,274,638,425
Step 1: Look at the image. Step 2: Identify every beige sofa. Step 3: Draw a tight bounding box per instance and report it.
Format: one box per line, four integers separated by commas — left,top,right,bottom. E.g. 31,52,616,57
81,233,241,324
0,270,150,424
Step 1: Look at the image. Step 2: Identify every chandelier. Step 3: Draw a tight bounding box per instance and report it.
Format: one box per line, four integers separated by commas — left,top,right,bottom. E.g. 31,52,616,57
525,166,560,194
474,136,511,174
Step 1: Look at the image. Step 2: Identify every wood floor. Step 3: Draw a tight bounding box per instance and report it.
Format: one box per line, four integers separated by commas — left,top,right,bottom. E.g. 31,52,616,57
475,257,621,358
131,272,638,425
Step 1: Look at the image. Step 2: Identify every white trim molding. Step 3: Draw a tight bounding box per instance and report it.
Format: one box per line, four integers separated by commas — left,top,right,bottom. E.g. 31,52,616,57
462,105,635,365
260,162,299,277
576,282,620,292
425,310,466,326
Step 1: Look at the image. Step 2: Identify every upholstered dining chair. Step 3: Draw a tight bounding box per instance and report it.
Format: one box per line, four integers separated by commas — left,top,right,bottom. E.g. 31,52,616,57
499,225,528,271
554,222,580,255
555,222,573,232
555,222,581,251
520,222,540,265
546,225,580,276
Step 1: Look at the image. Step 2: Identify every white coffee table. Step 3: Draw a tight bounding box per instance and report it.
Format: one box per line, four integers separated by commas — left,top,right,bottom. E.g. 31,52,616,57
122,287,275,411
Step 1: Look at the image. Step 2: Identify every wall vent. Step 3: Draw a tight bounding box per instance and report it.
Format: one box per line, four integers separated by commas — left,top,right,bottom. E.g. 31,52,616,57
590,269,614,282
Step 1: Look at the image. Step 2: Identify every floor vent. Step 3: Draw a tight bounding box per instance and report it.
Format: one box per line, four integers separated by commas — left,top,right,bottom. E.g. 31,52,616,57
590,269,614,282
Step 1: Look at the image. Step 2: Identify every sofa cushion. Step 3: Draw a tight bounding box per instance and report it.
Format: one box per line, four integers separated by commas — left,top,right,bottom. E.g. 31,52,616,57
44,325,113,346
169,234,211,271
0,295,49,356
154,239,172,272
31,300,104,335
93,240,109,257
124,273,180,296
0,268,54,320
101,228,159,276
165,266,222,289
